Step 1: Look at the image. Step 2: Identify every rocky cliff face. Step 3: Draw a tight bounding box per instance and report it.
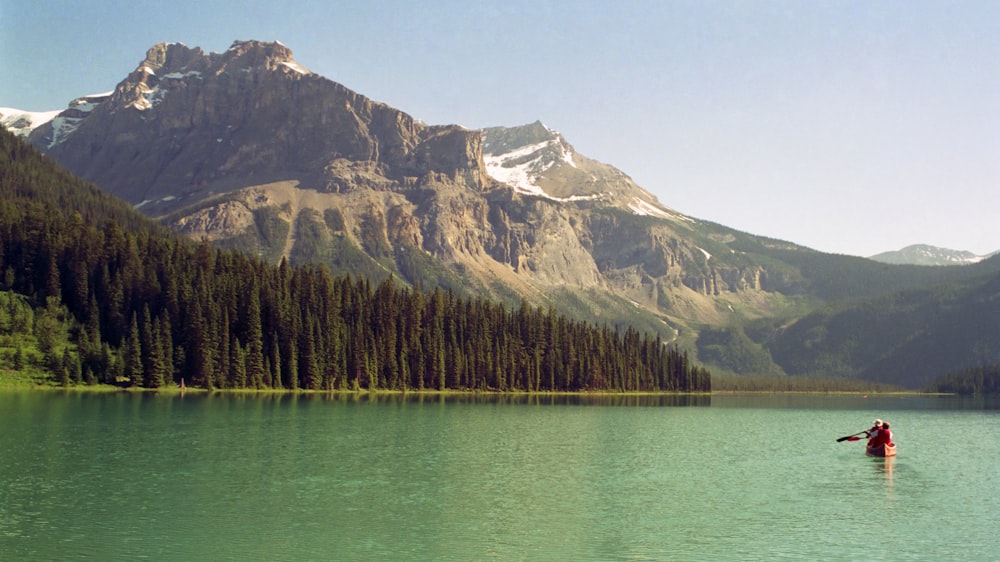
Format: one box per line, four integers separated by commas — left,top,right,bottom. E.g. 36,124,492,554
33,41,487,215
13,40,801,336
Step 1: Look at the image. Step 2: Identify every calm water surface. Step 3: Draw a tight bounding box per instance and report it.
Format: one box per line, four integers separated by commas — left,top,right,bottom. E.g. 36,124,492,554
1,391,998,560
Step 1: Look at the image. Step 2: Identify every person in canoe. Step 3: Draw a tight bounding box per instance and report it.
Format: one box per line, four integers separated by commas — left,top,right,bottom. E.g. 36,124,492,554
864,419,883,446
870,421,894,448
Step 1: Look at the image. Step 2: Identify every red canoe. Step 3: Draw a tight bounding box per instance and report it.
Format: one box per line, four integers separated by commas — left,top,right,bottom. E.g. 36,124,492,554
866,444,897,457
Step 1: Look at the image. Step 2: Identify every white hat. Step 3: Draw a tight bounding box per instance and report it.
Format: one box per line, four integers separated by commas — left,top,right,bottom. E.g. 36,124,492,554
873,419,883,426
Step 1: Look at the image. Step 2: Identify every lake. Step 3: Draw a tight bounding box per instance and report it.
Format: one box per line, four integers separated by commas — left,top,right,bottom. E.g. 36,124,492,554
1,391,998,560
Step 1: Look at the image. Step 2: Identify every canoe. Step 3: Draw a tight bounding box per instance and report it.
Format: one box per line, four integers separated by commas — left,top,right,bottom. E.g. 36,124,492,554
866,444,896,457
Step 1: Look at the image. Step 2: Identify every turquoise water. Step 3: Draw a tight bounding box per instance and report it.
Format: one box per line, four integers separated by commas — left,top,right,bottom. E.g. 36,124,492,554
1,392,997,560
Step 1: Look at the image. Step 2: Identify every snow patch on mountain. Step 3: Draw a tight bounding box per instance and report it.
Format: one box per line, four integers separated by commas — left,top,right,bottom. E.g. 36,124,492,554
163,70,203,80
0,108,60,137
2,91,111,146
483,123,692,222
130,69,204,111
280,61,311,74
484,138,593,201
628,197,693,222
71,92,112,111
49,92,112,146
558,141,576,169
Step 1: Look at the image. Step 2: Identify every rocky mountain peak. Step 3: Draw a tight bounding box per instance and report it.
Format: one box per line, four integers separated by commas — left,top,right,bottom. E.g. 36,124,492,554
218,40,306,73
482,121,583,198
19,40,486,213
139,42,206,73
225,39,293,59
133,40,300,76
110,42,201,112
482,120,557,153
108,40,309,113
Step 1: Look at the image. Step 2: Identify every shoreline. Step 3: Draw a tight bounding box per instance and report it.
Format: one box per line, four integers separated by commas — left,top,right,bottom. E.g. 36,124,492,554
0,380,947,397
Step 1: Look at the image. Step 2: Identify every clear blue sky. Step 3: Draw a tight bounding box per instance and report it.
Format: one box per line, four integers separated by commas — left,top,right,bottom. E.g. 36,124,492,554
3,0,998,257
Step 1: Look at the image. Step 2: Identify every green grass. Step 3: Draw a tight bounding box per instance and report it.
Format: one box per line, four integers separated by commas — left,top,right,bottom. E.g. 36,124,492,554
0,368,48,388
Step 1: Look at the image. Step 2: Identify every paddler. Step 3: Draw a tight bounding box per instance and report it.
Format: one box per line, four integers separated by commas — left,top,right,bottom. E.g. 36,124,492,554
870,421,894,448
865,419,883,447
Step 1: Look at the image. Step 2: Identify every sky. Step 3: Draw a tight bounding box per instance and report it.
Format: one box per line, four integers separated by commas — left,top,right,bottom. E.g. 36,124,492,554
2,0,998,257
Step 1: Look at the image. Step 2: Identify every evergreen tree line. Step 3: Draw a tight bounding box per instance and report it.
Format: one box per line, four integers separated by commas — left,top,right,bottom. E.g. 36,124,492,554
925,365,1000,395
1,128,711,392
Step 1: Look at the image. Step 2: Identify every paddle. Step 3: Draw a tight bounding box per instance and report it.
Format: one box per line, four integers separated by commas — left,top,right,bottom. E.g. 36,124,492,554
836,430,869,442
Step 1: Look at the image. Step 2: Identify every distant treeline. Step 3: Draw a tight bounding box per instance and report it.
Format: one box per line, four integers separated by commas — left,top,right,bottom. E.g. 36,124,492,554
0,128,710,392
925,365,1000,395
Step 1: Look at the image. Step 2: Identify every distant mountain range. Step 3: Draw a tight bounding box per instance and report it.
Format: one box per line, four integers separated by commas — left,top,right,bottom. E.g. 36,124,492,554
868,244,996,266
3,39,999,388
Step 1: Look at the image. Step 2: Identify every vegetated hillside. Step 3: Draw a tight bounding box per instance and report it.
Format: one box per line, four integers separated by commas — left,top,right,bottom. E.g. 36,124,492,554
725,234,1000,303
0,128,709,392
1,124,167,238
749,262,1000,388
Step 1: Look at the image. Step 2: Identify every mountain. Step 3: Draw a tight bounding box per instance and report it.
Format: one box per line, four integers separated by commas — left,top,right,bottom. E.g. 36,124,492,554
868,244,995,266
7,41,785,327
5,39,1000,387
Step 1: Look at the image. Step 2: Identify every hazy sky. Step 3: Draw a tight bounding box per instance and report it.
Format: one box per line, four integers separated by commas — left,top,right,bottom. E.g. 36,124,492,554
3,0,998,256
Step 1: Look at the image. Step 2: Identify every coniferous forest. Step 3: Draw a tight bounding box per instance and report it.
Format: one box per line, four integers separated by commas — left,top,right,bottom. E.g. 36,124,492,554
0,128,710,392
925,365,1000,395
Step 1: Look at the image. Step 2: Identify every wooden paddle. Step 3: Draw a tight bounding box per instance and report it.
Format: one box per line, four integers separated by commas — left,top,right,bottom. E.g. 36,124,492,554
836,431,869,442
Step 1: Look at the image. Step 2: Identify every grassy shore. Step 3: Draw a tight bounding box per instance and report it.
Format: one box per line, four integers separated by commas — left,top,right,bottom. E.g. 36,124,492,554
0,369,52,389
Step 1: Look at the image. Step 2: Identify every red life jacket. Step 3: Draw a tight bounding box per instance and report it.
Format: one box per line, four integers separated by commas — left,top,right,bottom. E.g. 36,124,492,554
872,428,893,447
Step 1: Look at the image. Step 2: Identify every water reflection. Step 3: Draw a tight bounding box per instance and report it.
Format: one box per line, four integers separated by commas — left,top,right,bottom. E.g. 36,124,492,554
936,395,1000,410
157,391,712,407
394,393,714,407
82,388,1000,410
874,456,894,485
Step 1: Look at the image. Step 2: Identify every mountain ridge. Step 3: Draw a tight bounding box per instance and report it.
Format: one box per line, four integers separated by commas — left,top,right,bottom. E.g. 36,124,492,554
6,41,771,306
868,244,996,266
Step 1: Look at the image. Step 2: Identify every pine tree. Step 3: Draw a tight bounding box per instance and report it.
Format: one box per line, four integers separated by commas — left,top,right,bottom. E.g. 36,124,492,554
269,333,281,389
124,313,143,387
245,280,266,388
13,346,25,371
231,337,247,389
